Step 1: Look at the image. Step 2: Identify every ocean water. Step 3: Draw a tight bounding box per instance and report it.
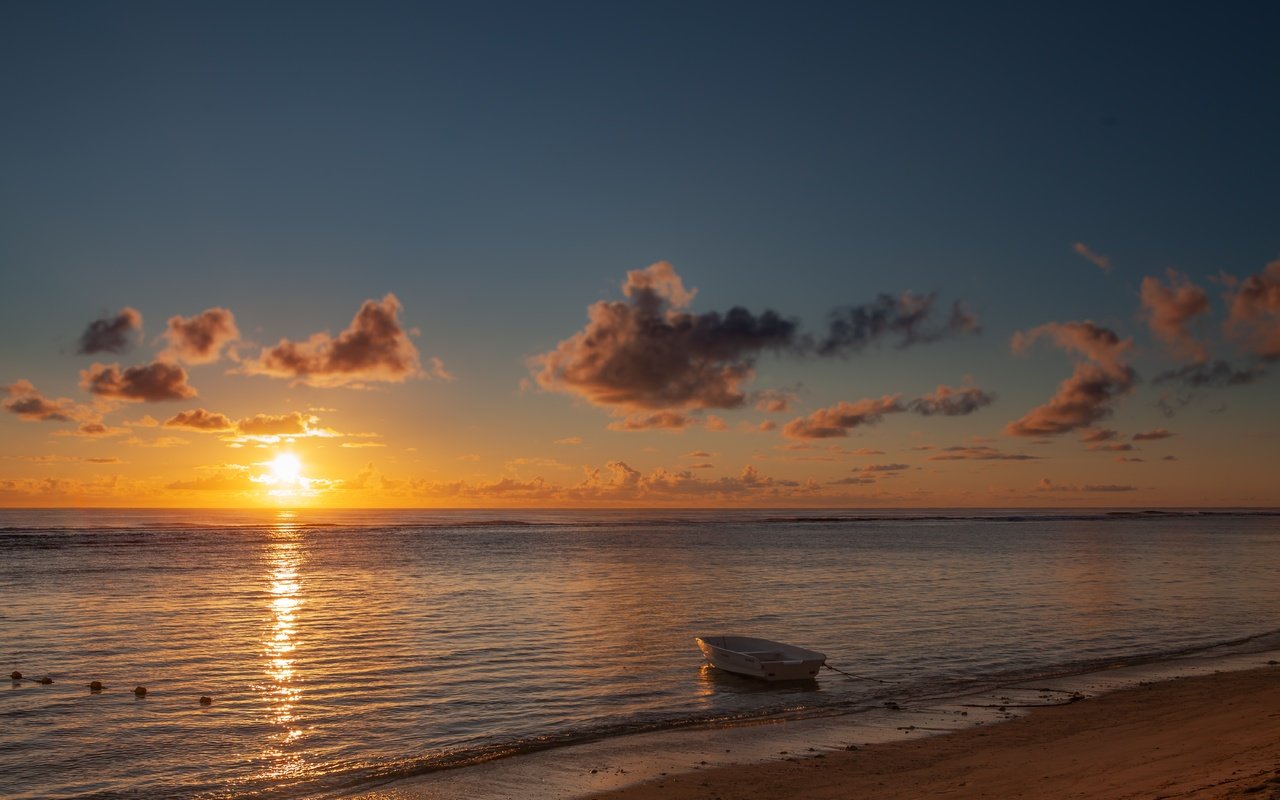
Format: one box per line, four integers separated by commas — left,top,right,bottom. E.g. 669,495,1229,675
2,507,1278,799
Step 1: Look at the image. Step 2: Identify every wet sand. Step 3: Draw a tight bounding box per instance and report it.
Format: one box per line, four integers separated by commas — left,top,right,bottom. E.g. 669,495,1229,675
588,665,1280,800
349,653,1280,800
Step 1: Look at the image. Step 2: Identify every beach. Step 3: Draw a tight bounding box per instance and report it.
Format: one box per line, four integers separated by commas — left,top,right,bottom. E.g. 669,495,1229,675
589,665,1280,800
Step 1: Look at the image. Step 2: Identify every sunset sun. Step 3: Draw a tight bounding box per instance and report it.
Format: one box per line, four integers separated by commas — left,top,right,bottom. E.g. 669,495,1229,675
269,453,303,484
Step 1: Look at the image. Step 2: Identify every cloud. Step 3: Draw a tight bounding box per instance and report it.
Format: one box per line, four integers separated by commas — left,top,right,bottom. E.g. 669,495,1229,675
685,451,714,458
607,410,698,431
67,422,127,437
1087,442,1134,452
927,445,1040,461
533,263,799,413
554,436,583,445
906,384,996,416
1080,428,1118,443
1153,360,1266,388
782,395,904,438
402,460,816,504
853,447,885,455
1036,478,1136,492
243,294,424,387
160,308,240,364
163,408,235,431
754,390,797,413
533,263,980,420
1006,321,1136,437
782,382,995,439
1072,242,1111,273
80,361,197,402
161,408,337,442
1139,269,1210,362
235,412,312,436
1223,259,1280,359
77,307,142,355
857,463,911,472
816,292,979,356
340,442,386,448
1131,429,1174,441
3,380,76,422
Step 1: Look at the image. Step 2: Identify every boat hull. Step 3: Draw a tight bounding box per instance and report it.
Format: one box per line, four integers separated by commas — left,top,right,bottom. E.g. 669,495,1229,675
696,635,825,681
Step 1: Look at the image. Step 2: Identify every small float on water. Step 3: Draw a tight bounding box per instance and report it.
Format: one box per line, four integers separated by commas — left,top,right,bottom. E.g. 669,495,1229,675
696,635,827,682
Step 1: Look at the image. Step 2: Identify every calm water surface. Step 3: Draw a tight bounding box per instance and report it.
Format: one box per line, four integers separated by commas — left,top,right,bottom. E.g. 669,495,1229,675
2,508,1278,798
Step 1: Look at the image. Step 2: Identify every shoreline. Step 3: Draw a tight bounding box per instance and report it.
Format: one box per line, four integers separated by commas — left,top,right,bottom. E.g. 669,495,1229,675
347,647,1280,800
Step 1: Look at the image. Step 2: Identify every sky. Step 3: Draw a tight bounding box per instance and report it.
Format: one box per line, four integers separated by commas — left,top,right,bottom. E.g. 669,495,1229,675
2,1,1278,508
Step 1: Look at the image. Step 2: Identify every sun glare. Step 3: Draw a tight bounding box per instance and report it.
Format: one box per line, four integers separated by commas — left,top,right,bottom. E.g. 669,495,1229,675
271,453,302,483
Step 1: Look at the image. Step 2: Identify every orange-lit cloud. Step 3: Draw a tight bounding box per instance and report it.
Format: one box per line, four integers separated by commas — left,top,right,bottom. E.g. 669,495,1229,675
243,294,425,387
163,408,234,431
160,307,240,364
1006,321,1135,436
1132,428,1174,441
3,379,76,422
79,361,197,402
77,307,142,355
783,395,903,438
1072,242,1111,273
1223,259,1280,359
1140,269,1209,361
782,383,993,439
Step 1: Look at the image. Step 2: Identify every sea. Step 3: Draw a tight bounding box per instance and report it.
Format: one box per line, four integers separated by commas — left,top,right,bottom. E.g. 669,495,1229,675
2,507,1279,799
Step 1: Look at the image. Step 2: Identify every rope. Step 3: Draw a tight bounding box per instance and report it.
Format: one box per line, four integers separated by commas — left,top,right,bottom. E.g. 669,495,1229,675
823,663,895,683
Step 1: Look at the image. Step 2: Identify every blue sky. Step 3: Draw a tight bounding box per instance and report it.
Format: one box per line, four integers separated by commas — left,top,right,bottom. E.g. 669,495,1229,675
2,2,1277,506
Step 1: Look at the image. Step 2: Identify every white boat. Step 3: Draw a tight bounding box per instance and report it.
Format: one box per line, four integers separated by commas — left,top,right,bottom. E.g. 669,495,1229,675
695,635,826,681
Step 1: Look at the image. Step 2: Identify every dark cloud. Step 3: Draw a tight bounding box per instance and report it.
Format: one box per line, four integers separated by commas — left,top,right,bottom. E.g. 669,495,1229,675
927,445,1039,461
1132,429,1174,441
1153,360,1266,388
244,294,424,387
79,361,197,402
1036,477,1136,492
1087,442,1134,452
906,385,995,416
1079,428,1118,443
163,409,234,431
1006,321,1135,437
1223,259,1280,359
1140,269,1209,362
858,463,911,472
535,263,798,412
816,292,979,356
77,307,142,355
534,263,979,417
161,308,240,364
3,380,75,422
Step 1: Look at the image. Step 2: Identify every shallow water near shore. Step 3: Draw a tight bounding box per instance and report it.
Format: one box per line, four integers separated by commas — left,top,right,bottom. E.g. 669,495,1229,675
2,507,1279,799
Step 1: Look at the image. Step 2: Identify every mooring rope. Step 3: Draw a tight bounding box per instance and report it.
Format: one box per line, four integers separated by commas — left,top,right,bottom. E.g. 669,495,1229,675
822,663,895,683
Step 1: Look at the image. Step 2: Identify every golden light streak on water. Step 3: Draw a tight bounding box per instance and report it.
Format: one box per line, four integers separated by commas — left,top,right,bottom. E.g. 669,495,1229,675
260,512,307,779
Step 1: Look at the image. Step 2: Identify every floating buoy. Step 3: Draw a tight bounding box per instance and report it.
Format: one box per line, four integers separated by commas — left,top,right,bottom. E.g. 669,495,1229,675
9,671,21,680
89,680,105,692
199,696,212,706
39,676,53,685
133,686,147,697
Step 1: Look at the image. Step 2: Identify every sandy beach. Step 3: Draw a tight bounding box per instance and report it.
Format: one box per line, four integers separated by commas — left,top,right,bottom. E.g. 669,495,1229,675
588,665,1280,800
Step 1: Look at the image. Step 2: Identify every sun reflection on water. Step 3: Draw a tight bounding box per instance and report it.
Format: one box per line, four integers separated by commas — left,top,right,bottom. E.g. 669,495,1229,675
261,512,307,778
